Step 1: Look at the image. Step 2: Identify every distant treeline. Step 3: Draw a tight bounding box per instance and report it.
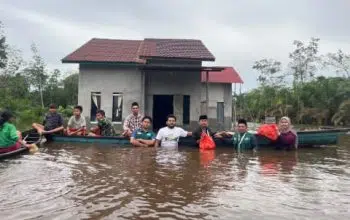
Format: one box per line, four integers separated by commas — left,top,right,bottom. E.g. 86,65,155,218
0,21,78,130
236,38,350,126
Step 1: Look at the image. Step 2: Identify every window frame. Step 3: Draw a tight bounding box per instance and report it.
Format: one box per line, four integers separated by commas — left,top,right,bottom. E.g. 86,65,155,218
90,92,101,122
112,92,123,124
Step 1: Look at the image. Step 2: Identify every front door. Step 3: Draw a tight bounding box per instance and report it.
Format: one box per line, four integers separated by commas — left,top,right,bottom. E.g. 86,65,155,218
153,95,174,131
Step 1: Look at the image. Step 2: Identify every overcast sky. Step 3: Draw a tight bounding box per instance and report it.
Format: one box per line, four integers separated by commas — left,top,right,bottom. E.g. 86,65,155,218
1,0,349,91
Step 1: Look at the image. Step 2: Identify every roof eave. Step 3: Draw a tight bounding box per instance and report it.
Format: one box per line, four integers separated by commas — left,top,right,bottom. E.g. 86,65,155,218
201,81,244,84
139,55,215,62
61,59,142,66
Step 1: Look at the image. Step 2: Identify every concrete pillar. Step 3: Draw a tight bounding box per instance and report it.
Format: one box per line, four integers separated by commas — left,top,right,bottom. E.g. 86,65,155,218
173,94,183,126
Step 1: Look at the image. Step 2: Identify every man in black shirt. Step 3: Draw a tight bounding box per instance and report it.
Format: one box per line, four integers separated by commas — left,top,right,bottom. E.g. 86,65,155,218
32,104,64,135
192,115,222,144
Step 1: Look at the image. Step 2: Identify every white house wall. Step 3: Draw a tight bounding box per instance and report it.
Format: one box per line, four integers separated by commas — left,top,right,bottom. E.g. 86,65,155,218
78,64,143,128
201,83,233,129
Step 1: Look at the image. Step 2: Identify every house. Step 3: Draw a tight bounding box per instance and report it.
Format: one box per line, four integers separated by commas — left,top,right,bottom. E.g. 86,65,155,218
62,38,243,131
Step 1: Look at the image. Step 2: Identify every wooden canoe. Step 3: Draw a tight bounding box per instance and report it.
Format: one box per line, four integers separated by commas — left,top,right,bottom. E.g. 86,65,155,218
42,128,350,147
0,147,29,160
0,132,41,160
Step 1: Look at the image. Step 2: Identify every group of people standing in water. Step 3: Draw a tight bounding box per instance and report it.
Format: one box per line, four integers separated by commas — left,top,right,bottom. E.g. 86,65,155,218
0,102,298,153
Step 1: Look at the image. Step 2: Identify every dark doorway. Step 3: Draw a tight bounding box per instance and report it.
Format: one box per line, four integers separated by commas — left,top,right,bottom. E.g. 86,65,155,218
153,95,174,131
183,95,190,125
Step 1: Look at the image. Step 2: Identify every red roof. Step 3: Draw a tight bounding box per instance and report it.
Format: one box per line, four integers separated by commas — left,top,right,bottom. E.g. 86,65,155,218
62,38,215,63
201,67,244,84
140,38,215,61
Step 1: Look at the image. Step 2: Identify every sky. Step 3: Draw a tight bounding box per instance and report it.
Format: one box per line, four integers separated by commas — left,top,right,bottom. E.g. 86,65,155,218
1,0,350,91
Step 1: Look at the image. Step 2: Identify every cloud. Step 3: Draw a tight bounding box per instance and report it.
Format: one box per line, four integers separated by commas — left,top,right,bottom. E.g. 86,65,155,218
1,0,350,91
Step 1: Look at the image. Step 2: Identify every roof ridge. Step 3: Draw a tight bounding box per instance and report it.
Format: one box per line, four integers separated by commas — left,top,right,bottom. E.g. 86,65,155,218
144,38,201,41
92,37,142,42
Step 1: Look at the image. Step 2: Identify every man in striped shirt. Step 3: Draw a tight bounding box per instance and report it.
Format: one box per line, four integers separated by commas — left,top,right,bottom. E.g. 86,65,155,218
122,102,143,137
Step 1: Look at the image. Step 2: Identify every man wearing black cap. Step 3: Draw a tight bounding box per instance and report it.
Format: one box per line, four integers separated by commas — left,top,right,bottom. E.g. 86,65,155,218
192,115,222,144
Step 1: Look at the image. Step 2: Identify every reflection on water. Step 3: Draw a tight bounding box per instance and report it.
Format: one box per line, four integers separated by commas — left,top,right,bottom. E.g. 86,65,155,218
0,137,350,219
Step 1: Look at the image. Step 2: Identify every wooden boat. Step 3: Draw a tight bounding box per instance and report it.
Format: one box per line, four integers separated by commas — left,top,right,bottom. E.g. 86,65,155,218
0,132,41,160
43,128,350,147
0,147,29,160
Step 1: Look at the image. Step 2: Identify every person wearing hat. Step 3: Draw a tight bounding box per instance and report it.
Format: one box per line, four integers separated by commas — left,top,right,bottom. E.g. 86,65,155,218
224,119,258,151
0,111,28,153
192,115,222,145
32,104,64,136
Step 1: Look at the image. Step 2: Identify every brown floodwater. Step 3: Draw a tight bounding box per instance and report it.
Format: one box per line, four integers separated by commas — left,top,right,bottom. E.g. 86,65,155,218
1,136,350,220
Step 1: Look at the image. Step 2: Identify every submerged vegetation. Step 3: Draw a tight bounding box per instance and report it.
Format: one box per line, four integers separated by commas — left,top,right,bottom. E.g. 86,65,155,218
236,38,350,126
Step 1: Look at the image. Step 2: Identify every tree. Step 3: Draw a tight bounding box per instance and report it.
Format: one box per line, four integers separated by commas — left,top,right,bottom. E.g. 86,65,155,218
253,59,284,86
323,49,350,78
287,38,321,123
288,37,320,83
24,43,48,108
0,21,7,69
332,99,350,125
45,69,62,104
63,73,78,105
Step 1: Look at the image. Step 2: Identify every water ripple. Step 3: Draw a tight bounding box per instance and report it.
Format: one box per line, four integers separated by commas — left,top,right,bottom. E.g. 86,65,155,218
0,140,350,219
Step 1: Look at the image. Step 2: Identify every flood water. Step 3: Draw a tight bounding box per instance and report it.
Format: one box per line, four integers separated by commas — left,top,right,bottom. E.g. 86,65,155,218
1,137,350,220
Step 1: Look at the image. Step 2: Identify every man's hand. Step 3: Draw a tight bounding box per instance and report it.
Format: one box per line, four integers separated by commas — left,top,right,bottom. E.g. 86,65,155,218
214,133,222,138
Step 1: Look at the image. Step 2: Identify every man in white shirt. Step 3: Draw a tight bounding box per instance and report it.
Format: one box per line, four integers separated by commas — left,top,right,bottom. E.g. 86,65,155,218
66,105,87,136
155,114,192,148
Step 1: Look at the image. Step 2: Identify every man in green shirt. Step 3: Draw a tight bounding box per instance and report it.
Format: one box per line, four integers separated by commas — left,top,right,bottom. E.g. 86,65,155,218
130,116,156,147
225,119,258,150
89,110,116,137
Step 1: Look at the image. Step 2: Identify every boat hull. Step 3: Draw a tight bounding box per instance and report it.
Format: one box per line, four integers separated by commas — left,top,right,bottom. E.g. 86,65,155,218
50,129,350,147
0,147,28,160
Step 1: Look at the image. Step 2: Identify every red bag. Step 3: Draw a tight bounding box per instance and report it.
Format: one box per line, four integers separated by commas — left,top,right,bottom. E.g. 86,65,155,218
257,124,279,140
199,132,216,150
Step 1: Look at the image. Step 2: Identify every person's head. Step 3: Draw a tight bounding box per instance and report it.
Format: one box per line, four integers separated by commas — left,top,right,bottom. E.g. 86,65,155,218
131,102,139,115
279,116,291,132
96,110,105,121
141,116,152,129
0,111,15,127
73,105,83,117
199,115,208,128
166,114,177,128
49,104,57,113
237,119,248,133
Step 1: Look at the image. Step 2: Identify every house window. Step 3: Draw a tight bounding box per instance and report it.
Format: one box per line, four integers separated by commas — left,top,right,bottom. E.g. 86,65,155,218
183,95,190,125
90,92,101,121
112,93,123,122
217,102,224,124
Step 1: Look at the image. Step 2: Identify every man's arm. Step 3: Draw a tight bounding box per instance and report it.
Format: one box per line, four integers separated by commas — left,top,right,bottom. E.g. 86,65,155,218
46,115,64,134
67,116,73,128
129,130,137,144
209,128,222,138
154,139,161,147
180,128,191,137
43,126,64,134
138,139,156,146
68,127,84,135
192,129,200,140
122,115,130,131
154,130,162,147
251,134,258,150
